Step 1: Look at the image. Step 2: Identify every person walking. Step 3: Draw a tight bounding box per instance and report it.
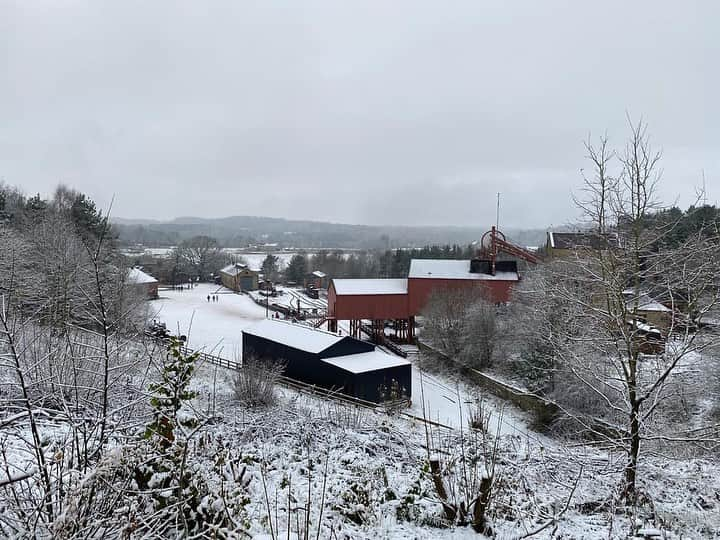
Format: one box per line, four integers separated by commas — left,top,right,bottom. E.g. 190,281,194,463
207,295,210,302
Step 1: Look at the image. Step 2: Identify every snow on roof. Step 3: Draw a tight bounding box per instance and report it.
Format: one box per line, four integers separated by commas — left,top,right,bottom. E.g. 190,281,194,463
322,350,411,374
628,319,662,335
547,231,620,250
220,263,251,276
243,319,345,353
312,270,327,278
623,291,671,312
408,259,518,281
331,278,408,295
128,267,158,284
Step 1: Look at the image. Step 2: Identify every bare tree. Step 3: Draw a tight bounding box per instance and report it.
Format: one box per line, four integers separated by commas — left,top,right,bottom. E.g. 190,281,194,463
421,288,498,370
173,235,225,282
542,118,720,501
0,206,153,536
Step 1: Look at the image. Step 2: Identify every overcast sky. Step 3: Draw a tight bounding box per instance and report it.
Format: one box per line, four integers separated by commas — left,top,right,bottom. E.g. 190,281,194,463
1,1,718,228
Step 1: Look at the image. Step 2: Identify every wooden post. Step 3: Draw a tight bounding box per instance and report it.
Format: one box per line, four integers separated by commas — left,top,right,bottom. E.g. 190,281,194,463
472,475,493,534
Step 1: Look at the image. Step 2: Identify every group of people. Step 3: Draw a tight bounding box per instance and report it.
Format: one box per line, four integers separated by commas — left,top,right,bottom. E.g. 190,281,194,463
207,294,220,302
173,283,194,291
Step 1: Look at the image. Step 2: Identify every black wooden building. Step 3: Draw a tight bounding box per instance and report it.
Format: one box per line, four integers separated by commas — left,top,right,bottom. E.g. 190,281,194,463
242,319,412,403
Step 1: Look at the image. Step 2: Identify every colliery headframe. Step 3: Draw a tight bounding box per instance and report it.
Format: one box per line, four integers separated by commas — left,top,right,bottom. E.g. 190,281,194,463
325,227,539,344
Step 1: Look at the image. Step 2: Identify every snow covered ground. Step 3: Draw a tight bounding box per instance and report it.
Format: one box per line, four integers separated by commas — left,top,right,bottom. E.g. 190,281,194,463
149,283,267,357
4,283,717,537
151,284,543,446
122,249,311,270
187,357,720,539
145,284,720,538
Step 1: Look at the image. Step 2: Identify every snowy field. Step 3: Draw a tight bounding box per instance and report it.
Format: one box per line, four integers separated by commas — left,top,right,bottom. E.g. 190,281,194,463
150,284,536,439
123,249,314,270
1,284,709,538
149,283,267,357
145,285,720,538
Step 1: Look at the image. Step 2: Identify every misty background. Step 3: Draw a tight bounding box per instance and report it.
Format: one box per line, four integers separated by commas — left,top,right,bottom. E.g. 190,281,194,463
2,1,718,229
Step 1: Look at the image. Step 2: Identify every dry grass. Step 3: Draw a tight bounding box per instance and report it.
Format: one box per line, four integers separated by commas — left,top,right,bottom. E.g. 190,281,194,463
234,356,285,407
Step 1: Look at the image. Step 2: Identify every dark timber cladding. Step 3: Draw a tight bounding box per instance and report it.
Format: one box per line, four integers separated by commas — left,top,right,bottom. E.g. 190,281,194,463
242,319,412,403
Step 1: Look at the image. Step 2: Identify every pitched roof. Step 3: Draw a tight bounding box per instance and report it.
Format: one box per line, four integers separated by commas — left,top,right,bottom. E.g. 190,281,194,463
127,267,158,284
624,292,671,313
408,259,518,281
322,350,411,374
243,319,345,354
547,231,620,250
331,278,408,295
220,263,254,276
312,270,327,278
628,319,663,336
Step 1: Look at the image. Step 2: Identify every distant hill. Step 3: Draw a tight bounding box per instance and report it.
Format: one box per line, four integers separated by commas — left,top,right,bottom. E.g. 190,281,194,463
112,215,548,250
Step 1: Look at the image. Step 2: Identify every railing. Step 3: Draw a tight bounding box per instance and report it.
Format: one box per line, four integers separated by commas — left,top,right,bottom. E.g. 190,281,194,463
313,315,334,328
179,346,241,370
359,323,408,358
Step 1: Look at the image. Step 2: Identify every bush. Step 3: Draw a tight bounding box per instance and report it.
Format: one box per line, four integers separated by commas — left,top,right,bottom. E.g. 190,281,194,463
234,356,284,407
421,289,498,370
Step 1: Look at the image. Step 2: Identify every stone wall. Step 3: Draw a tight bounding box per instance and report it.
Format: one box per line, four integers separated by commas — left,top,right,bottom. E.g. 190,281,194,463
417,341,627,439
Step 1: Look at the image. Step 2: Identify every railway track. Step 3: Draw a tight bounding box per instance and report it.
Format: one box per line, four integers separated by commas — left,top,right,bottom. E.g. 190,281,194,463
284,288,328,310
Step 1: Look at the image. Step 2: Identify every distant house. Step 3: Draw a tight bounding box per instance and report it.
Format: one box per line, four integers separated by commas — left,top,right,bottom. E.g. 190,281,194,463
242,319,411,403
127,267,159,299
546,231,620,258
219,263,259,292
623,290,673,332
304,270,328,290
627,319,665,355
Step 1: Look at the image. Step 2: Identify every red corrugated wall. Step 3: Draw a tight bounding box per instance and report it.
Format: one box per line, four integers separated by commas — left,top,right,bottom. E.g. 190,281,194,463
328,278,516,320
328,283,410,319
407,278,515,314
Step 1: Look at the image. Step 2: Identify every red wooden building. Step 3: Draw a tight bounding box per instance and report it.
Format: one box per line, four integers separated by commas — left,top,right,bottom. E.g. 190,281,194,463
407,259,518,313
325,228,539,343
327,279,412,341
127,267,159,300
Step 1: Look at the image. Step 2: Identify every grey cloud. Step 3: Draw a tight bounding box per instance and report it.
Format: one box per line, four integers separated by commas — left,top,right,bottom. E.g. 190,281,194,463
1,1,718,227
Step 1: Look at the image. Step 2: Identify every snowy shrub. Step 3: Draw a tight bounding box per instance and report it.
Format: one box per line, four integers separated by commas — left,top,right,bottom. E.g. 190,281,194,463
549,359,624,427
394,474,441,527
468,398,491,432
335,480,374,525
54,437,252,539
51,339,251,538
514,335,557,394
422,289,498,370
320,402,368,430
132,339,246,536
234,355,284,407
